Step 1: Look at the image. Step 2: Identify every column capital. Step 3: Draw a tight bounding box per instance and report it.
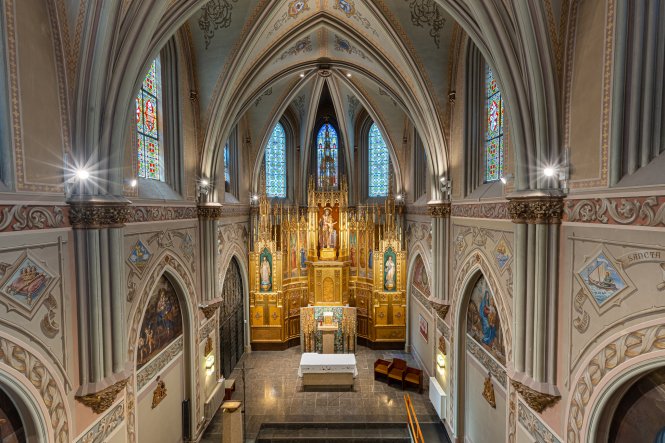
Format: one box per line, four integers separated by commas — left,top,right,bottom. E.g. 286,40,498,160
427,201,451,218
68,196,132,228
507,192,564,224
75,376,129,414
197,203,224,220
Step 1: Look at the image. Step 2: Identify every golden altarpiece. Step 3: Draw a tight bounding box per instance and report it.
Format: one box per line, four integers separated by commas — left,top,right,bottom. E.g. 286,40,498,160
248,176,406,350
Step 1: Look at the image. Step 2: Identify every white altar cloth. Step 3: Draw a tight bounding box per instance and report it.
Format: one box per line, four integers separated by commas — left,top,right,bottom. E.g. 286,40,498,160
298,353,358,377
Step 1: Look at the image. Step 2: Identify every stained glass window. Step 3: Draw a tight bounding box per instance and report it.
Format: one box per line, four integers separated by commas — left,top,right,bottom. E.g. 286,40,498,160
317,123,339,189
265,123,286,198
224,143,230,184
136,58,163,181
484,65,504,182
368,123,390,197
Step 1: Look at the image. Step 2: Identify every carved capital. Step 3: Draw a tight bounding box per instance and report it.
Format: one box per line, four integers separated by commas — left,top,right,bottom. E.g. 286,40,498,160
75,378,128,414
510,379,561,413
69,203,131,228
429,301,450,320
428,202,451,218
199,301,222,319
507,196,563,224
197,204,223,220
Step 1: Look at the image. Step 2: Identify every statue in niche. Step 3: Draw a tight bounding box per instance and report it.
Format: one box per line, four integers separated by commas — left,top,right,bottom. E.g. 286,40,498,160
260,255,272,291
384,255,395,290
318,207,337,249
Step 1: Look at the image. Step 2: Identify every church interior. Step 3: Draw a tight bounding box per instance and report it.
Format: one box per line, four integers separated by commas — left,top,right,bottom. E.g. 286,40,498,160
0,0,664,442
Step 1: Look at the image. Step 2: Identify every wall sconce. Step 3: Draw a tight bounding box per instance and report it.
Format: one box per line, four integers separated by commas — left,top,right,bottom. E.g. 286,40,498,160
439,176,451,198
436,353,445,369
197,178,211,200
205,354,215,376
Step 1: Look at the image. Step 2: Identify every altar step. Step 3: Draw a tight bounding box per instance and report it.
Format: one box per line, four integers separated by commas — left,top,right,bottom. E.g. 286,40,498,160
255,422,411,442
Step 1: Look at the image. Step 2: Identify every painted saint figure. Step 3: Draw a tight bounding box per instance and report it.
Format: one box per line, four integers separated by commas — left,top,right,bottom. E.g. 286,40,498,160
260,256,272,291
318,207,337,249
384,255,395,290
479,290,497,346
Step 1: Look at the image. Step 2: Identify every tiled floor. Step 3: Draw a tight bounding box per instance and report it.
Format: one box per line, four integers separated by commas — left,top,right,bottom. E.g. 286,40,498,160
200,346,441,442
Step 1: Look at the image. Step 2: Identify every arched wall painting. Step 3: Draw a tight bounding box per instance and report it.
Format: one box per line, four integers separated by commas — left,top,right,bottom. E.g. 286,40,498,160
466,275,506,365
609,367,665,443
0,387,26,443
411,256,430,297
137,275,183,369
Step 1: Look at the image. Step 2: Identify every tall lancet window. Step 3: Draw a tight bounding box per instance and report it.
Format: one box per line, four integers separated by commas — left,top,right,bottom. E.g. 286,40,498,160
136,58,164,181
368,123,390,197
265,123,286,198
484,65,504,182
317,123,339,189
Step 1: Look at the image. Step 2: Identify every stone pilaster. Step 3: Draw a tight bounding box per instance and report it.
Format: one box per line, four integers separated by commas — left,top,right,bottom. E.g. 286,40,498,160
507,192,563,410
428,201,451,302
198,203,223,302
69,197,132,411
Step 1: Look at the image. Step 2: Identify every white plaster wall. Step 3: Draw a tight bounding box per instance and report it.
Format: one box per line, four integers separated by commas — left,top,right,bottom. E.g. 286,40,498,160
409,297,433,375
464,353,506,443
136,356,184,443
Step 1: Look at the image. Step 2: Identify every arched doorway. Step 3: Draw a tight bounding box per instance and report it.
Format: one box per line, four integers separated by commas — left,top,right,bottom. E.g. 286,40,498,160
596,366,665,443
0,386,26,443
135,274,185,443
220,257,245,377
457,273,508,442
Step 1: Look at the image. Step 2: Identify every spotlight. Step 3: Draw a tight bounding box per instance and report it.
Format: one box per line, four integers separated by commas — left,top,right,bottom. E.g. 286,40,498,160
130,179,137,188
200,178,209,187
299,73,305,78
543,166,556,177
75,169,90,180
439,176,447,185
346,73,352,78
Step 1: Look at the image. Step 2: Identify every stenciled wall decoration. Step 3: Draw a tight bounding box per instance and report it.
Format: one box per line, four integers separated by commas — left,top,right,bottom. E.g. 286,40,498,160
466,274,506,365
137,275,183,369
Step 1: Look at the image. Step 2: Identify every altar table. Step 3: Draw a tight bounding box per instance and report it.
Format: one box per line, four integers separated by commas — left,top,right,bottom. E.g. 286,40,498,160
298,353,357,388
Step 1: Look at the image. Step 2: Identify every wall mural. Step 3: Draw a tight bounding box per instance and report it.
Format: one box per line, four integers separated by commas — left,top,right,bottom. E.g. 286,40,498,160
137,275,183,369
577,250,627,306
412,255,430,297
0,254,55,313
467,275,506,365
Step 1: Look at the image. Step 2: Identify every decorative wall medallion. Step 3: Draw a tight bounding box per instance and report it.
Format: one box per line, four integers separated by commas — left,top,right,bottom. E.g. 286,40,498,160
483,373,496,408
0,253,56,316
494,236,512,273
75,378,128,414
335,0,356,17
288,0,309,17
406,0,446,48
334,35,368,60
576,247,633,311
128,240,151,271
277,36,312,62
198,0,239,49
151,376,167,409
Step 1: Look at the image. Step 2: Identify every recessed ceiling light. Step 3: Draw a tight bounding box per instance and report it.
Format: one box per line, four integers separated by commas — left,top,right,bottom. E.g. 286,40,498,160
346,73,352,78
299,73,305,78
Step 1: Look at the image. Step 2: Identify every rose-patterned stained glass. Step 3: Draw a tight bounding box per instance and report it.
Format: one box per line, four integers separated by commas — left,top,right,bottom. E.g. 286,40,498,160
136,58,163,181
317,123,339,189
368,123,390,197
485,65,504,183
265,123,286,198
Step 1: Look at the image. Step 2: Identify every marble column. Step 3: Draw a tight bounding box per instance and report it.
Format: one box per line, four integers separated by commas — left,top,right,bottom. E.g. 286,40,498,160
69,196,132,413
507,192,563,413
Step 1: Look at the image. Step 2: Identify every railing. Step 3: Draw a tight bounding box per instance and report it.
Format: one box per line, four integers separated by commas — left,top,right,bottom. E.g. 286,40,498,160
404,393,424,443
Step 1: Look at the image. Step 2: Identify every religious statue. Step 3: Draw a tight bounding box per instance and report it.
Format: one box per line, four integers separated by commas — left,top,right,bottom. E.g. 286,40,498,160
319,207,337,249
260,255,272,291
384,255,395,290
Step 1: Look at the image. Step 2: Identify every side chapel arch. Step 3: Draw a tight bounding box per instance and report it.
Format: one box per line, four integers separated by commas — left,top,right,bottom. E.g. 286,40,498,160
126,252,198,443
450,251,512,440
